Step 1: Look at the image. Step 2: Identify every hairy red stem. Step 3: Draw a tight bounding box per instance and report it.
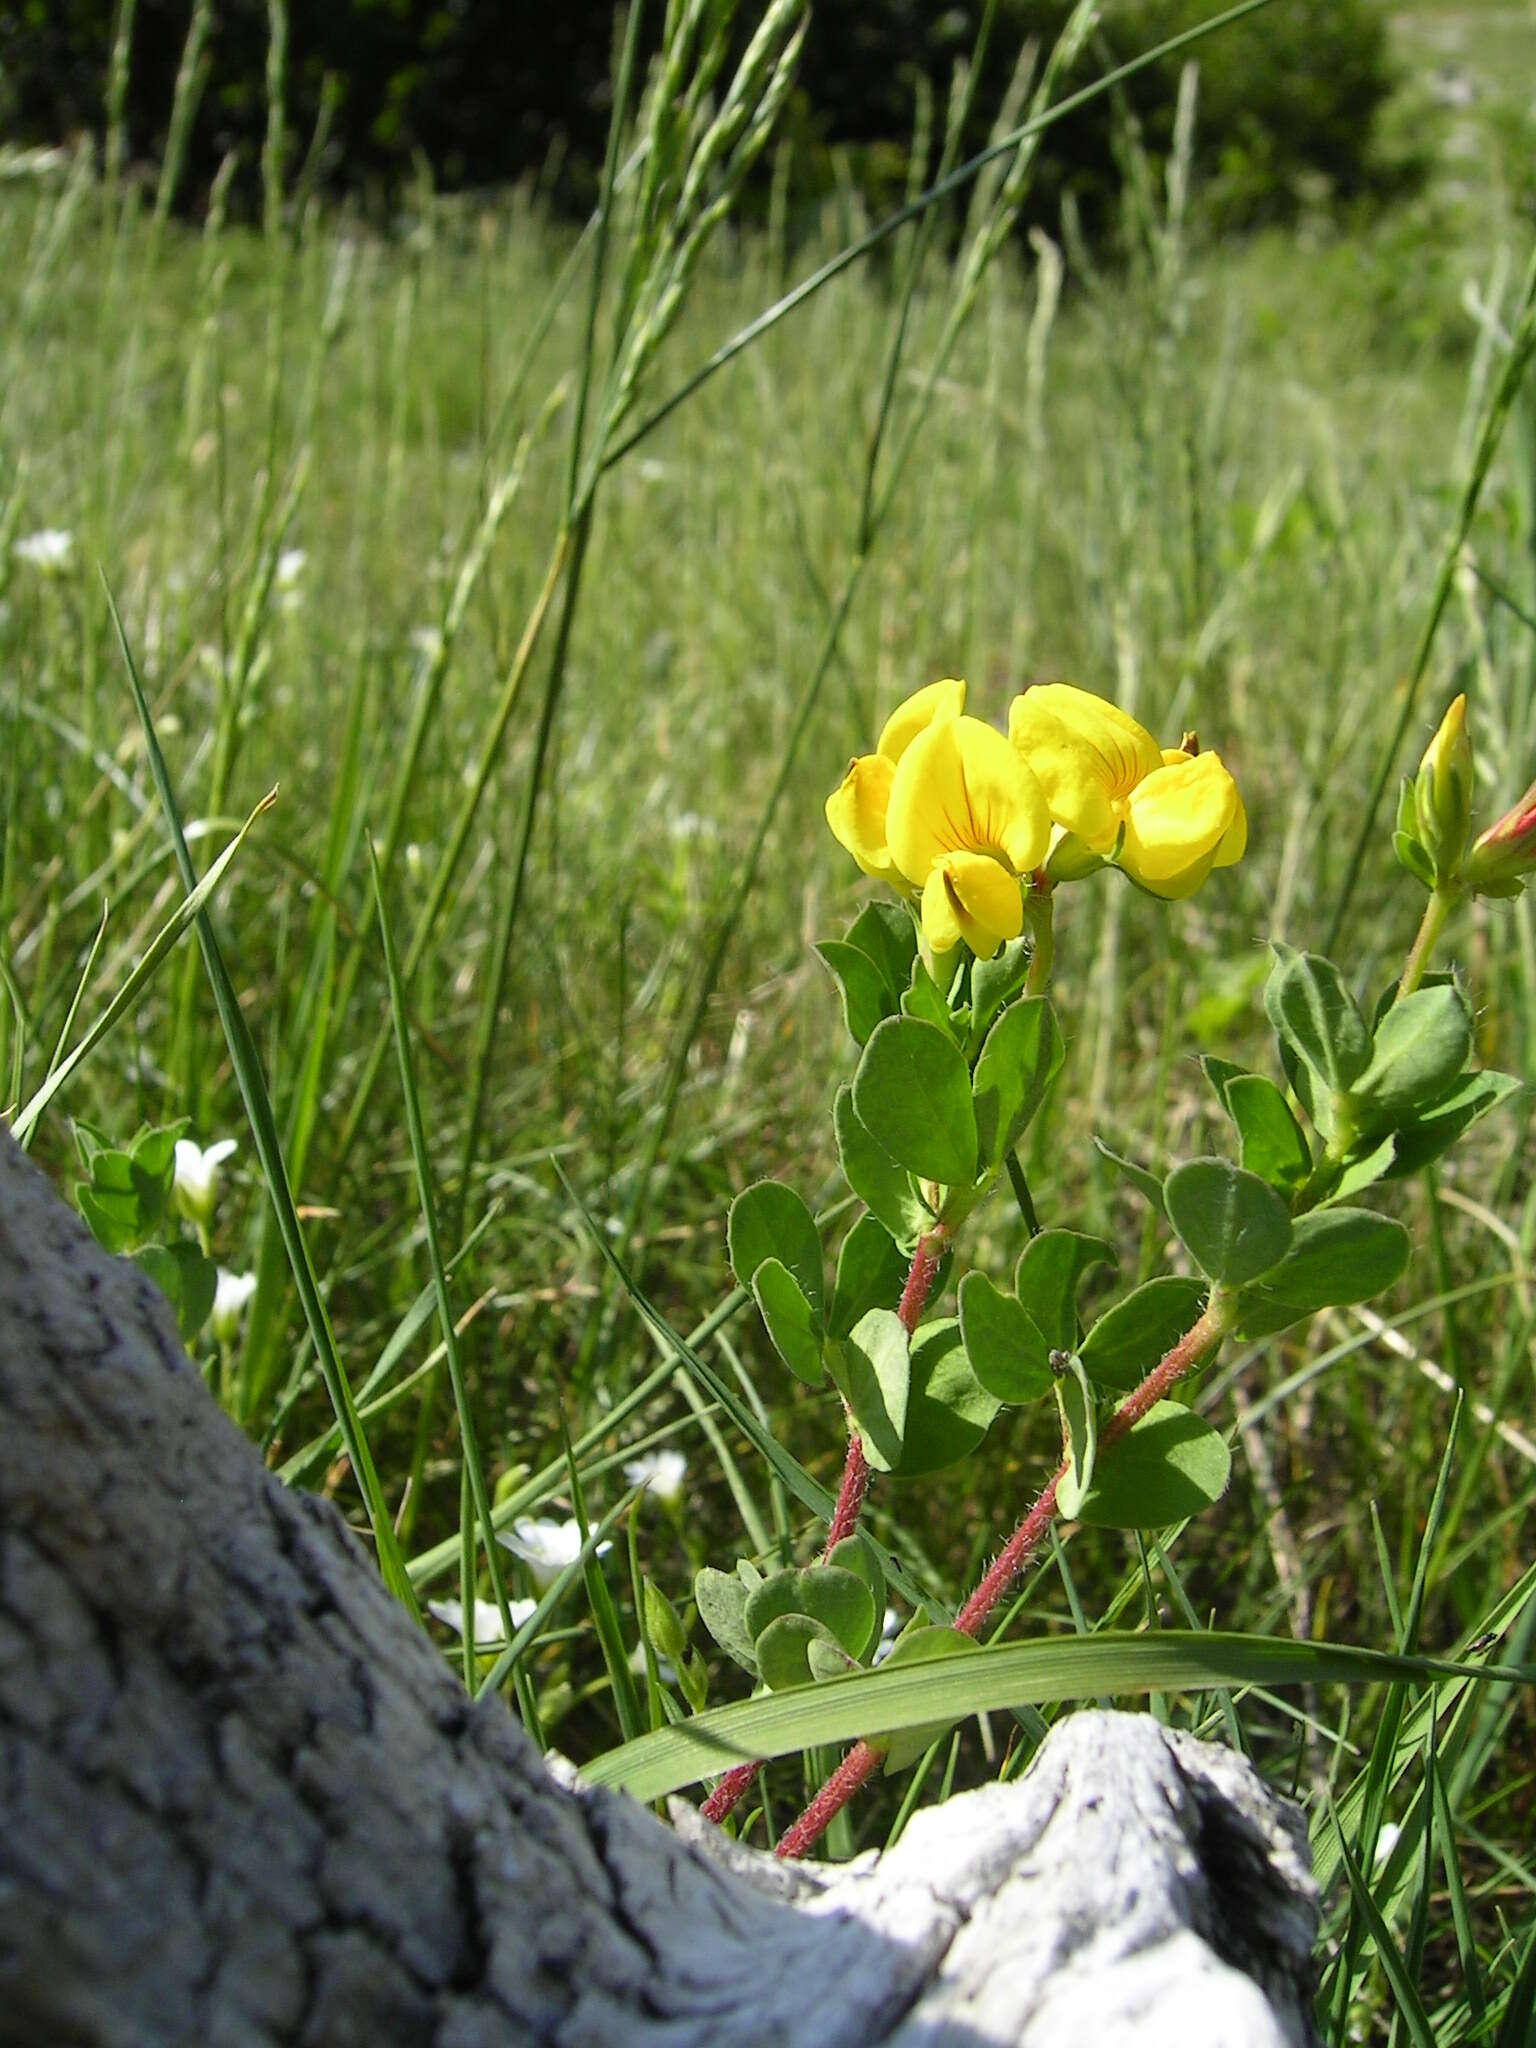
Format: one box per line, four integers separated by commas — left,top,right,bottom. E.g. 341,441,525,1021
775,1300,1231,1858
700,1229,947,1830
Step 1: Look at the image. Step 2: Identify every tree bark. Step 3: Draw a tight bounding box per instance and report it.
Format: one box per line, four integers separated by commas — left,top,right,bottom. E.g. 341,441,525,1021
0,1130,1321,2046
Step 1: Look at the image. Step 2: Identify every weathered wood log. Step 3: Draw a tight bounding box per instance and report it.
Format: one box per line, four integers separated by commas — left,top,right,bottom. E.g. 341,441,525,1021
0,1129,1321,2045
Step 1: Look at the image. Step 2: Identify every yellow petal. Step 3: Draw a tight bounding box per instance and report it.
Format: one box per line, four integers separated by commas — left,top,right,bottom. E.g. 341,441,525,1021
887,716,1051,886
1212,765,1246,868
878,676,966,763
1119,752,1241,889
921,852,1024,957
1009,684,1162,814
825,752,897,879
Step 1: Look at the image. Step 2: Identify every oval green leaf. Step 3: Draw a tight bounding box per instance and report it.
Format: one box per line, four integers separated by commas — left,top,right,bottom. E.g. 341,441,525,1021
828,1214,908,1340
834,1084,927,1248
853,1015,978,1188
957,1270,1053,1405
1263,944,1371,1093
971,996,1064,1174
1014,1228,1117,1351
1079,1275,1208,1394
1164,1158,1292,1287
1235,1206,1412,1339
728,1180,823,1313
1354,984,1473,1132
1070,1401,1231,1529
751,1258,825,1385
744,1564,877,1662
891,1319,1001,1477
824,1307,910,1473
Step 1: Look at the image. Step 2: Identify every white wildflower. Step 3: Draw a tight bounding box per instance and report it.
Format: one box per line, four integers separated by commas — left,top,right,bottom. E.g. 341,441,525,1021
427,1595,536,1645
211,1268,257,1344
499,1516,611,1590
174,1136,238,1225
275,548,307,588
1372,1823,1401,1871
623,1449,688,1502
13,529,74,573
873,1606,903,1666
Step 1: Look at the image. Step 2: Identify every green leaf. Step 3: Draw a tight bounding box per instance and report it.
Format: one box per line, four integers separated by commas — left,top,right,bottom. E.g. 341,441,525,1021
1164,1158,1292,1287
827,1534,885,1644
756,1612,840,1691
1091,1136,1166,1214
587,1631,1532,1801
892,1318,1001,1477
843,900,918,995
815,939,897,1046
751,1259,825,1385
1329,1134,1398,1202
694,1566,758,1673
874,1626,984,1773
1353,984,1473,1133
853,1016,978,1188
1222,1072,1312,1190
834,1085,926,1247
828,1214,908,1339
807,1635,860,1683
133,1241,217,1342
1053,1352,1099,1519
77,1173,145,1254
971,996,1064,1174
1381,1070,1524,1180
1264,944,1371,1095
728,1180,823,1315
1069,1401,1231,1528
967,936,1032,1053
902,955,960,1037
957,1271,1053,1405
744,1564,877,1662
1014,1228,1117,1351
1079,1275,1208,1394
1235,1208,1412,1339
824,1308,910,1473
1200,1055,1246,1113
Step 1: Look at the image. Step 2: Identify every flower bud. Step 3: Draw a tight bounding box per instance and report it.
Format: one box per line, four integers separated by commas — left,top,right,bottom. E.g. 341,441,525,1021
1462,773,1536,898
1410,694,1474,887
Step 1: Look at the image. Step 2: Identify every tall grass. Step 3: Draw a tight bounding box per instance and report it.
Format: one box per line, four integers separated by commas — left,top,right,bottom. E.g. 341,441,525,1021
3,2,1536,2034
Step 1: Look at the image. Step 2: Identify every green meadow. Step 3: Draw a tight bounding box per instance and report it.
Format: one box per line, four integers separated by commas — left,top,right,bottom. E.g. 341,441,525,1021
3,2,1536,2033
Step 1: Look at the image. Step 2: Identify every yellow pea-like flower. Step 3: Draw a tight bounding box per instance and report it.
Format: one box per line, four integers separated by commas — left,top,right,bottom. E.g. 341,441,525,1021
886,715,1051,956
825,677,965,884
1009,682,1245,899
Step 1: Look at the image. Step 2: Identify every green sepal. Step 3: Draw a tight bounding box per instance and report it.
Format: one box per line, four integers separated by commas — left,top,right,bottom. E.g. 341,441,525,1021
1067,1401,1231,1528
891,1318,1001,1477
824,1307,910,1472
1164,1157,1293,1288
1234,1207,1412,1339
1078,1275,1207,1394
835,1084,926,1247
751,1258,824,1384
852,1015,978,1188
971,995,1064,1176
1053,1351,1099,1520
1014,1228,1117,1351
956,1270,1053,1405
728,1179,824,1315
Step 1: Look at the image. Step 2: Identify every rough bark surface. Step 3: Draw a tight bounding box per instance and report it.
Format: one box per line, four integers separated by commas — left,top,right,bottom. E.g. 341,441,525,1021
0,1130,1322,2047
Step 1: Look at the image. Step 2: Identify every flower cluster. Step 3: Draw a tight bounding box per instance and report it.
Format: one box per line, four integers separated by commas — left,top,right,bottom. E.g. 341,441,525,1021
825,679,1246,955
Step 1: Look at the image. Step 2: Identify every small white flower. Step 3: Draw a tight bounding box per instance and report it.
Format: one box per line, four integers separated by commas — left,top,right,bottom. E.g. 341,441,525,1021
13,528,73,572
623,1449,688,1502
174,1136,238,1224
873,1606,903,1665
275,547,307,588
211,1268,257,1344
410,624,444,662
1372,1822,1401,1871
427,1595,536,1645
499,1516,610,1590
404,842,426,883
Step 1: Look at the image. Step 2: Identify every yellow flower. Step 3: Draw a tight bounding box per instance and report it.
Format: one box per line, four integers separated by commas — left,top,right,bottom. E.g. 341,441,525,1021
1009,683,1245,899
825,678,965,883
886,715,1051,956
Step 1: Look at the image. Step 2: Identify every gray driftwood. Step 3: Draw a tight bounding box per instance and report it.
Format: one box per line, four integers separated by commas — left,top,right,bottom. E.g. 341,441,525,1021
0,1129,1321,2046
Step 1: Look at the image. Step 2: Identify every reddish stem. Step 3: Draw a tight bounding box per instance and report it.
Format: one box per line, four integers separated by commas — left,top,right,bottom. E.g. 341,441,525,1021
774,1300,1231,1859
700,1228,947,1831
